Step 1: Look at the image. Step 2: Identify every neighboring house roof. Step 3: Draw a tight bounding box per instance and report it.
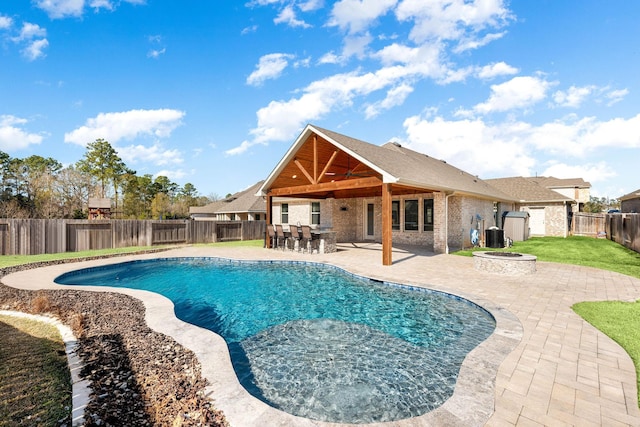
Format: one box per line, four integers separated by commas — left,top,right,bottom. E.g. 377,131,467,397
528,176,591,189
88,197,111,209
485,177,574,203
190,181,266,215
620,188,640,201
259,124,516,202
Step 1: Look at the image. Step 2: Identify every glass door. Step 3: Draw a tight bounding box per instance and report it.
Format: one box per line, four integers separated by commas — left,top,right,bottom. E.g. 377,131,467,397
366,202,375,239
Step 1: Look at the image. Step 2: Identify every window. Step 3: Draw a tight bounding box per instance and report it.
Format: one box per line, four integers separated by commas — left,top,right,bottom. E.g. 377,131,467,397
311,202,320,225
404,199,418,231
255,214,261,221
281,203,289,224
391,200,400,230
423,199,434,231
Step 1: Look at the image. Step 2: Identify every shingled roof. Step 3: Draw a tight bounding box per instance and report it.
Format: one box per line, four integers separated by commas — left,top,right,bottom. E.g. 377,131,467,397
620,188,640,201
190,180,265,215
484,177,574,203
528,176,591,189
259,124,515,202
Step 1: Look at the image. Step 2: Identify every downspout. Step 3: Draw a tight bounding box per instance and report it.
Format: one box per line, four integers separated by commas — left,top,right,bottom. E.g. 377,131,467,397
563,200,568,238
445,192,454,254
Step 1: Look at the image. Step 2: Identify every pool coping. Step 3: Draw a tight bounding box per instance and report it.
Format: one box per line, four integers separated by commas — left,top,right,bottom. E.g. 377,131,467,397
1,249,523,427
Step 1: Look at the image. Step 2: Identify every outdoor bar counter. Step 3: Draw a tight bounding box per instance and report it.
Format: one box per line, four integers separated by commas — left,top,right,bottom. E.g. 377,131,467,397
312,229,337,254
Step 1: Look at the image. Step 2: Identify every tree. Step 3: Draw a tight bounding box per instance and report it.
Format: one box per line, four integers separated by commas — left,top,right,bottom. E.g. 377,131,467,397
151,192,170,219
76,138,127,201
56,165,95,218
174,182,199,218
23,155,63,218
122,173,155,218
583,196,619,213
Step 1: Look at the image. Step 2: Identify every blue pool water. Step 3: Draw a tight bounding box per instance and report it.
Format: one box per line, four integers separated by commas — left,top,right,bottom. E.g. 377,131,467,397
55,258,495,424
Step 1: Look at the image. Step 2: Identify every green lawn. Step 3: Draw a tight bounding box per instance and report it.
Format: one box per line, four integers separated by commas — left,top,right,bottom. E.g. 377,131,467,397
0,315,71,426
0,246,169,269
455,236,640,279
573,300,640,406
0,240,265,269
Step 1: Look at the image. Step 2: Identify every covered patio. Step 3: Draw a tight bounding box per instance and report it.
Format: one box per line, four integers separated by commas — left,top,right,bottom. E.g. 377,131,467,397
258,124,515,265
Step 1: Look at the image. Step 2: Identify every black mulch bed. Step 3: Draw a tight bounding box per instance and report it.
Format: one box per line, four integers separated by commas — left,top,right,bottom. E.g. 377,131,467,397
0,254,228,427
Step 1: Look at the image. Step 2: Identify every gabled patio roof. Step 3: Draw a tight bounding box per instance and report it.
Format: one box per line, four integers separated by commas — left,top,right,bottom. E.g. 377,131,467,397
257,124,514,202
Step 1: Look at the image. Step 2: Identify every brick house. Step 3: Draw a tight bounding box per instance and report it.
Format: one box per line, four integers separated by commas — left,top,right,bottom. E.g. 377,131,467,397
620,189,640,213
257,124,515,265
189,181,266,221
485,176,591,237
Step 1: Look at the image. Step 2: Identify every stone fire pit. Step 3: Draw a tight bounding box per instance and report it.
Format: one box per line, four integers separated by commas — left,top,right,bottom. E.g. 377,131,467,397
473,251,537,275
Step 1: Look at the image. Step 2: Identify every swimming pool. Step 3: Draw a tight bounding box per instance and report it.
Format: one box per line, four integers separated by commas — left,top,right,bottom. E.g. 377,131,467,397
55,258,496,424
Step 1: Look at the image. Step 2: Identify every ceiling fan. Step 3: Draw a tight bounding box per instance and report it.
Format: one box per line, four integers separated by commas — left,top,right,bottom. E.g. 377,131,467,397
325,157,373,178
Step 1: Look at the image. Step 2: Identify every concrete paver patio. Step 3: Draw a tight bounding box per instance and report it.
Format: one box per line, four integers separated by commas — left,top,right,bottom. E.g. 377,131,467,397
3,243,640,426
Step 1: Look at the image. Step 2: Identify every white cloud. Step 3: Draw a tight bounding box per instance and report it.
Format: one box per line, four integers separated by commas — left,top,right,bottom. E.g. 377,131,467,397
605,88,628,106
321,34,374,64
401,114,535,178
117,143,184,166
476,61,518,80
23,39,49,61
299,0,324,12
274,5,311,28
246,53,295,86
35,0,146,18
89,0,114,11
241,25,258,35
225,140,254,156
147,48,166,59
154,169,187,181
553,85,596,108
473,75,552,114
237,43,447,151
318,51,341,65
0,115,45,151
524,114,640,156
246,69,397,147
293,57,311,68
541,161,616,184
365,83,414,118
13,23,46,42
454,31,506,53
0,15,13,30
9,22,49,60
395,0,512,45
64,109,185,146
328,0,397,34
35,0,85,19
400,112,640,181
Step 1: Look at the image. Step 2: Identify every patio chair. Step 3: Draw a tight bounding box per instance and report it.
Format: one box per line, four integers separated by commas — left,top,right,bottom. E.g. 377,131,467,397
301,225,319,254
289,225,302,251
275,224,288,251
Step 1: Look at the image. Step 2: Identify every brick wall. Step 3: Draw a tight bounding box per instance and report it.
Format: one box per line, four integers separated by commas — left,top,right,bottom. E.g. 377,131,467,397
272,192,501,253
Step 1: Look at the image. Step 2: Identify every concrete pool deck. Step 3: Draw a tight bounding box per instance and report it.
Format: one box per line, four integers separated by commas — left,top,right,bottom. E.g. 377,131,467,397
3,243,640,426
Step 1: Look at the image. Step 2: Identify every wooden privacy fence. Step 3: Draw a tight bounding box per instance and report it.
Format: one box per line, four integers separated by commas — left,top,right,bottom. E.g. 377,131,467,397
572,212,640,254
571,213,606,237
607,213,640,254
0,219,266,255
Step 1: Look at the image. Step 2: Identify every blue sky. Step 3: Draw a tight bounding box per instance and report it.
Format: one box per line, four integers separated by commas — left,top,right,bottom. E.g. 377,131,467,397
1,1,639,199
